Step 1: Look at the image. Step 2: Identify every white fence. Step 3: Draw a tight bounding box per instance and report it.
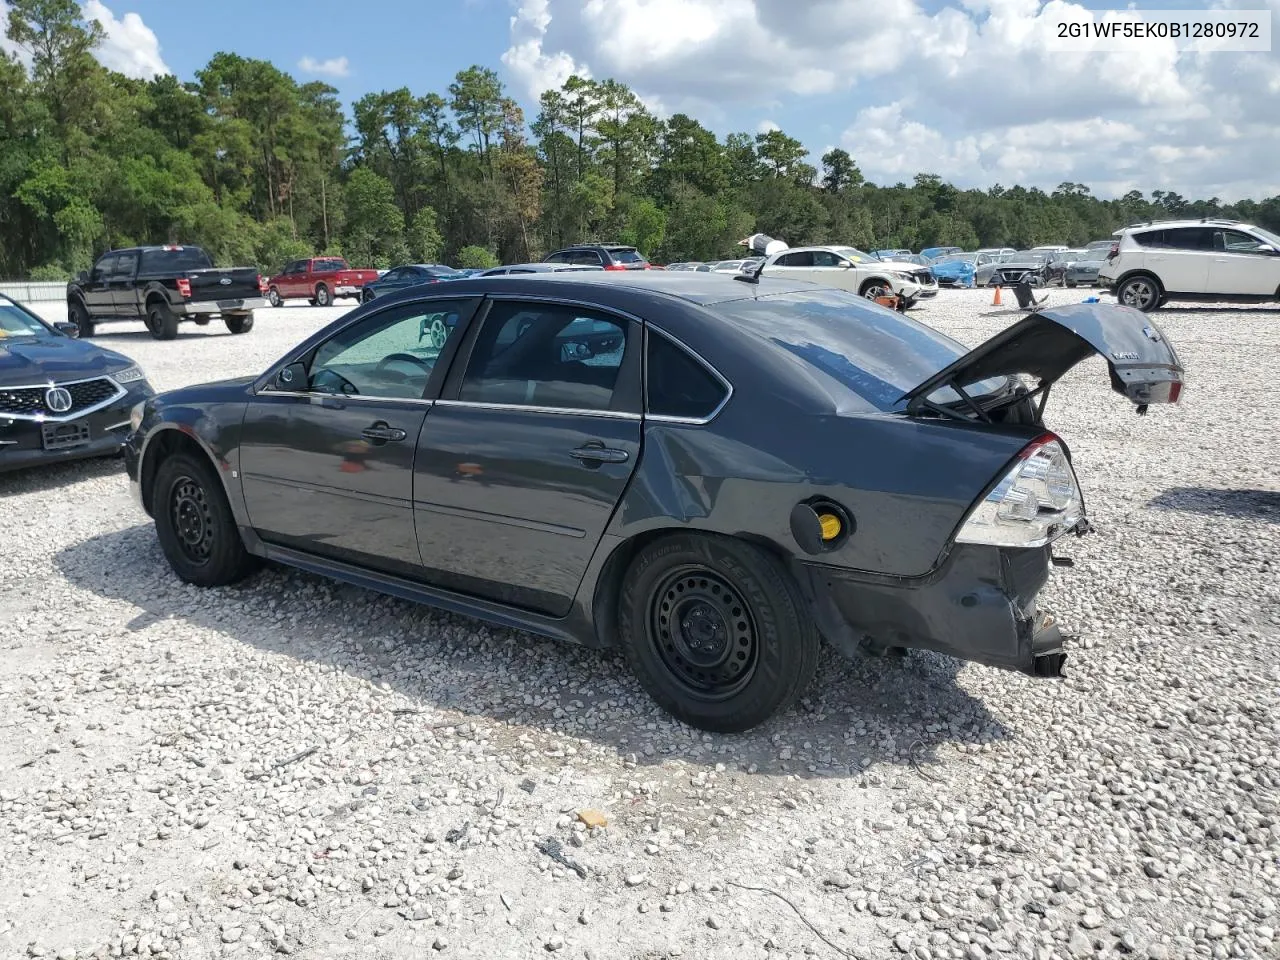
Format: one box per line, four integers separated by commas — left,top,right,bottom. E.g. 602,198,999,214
0,281,67,303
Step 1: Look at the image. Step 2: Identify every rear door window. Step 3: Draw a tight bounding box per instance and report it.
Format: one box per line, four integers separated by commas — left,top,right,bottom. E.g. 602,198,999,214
459,301,632,411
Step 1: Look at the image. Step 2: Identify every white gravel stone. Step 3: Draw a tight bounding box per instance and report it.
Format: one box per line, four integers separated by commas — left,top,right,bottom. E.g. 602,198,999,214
2,293,1278,959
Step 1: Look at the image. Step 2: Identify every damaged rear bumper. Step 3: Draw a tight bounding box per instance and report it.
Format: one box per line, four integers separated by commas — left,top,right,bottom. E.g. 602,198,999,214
798,543,1069,677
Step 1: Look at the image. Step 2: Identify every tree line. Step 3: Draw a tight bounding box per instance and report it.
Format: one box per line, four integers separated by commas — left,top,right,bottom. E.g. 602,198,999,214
2,0,1278,280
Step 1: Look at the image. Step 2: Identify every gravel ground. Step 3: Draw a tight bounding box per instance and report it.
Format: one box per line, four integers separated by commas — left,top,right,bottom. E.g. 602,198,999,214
2,290,1278,960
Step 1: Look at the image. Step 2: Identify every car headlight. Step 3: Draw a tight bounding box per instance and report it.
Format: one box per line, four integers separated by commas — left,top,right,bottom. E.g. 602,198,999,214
892,271,915,281
129,401,147,433
113,365,148,384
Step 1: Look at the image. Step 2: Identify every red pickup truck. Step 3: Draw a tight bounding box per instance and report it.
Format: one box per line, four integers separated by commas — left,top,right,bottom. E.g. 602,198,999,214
266,257,380,307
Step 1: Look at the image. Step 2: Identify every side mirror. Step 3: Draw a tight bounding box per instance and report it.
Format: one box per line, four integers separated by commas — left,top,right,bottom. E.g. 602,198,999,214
839,260,854,268
76,271,89,284
275,361,307,390
54,321,80,338
1258,244,1277,255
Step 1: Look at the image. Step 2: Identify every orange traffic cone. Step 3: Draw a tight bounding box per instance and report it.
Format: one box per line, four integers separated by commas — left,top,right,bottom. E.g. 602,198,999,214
992,285,1002,306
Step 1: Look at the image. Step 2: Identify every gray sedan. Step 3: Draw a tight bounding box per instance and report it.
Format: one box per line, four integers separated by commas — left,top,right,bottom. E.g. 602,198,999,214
1063,252,1108,287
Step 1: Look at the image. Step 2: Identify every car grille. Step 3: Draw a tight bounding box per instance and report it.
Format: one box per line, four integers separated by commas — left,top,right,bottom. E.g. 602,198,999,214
911,270,936,285
994,268,1038,285
0,377,122,419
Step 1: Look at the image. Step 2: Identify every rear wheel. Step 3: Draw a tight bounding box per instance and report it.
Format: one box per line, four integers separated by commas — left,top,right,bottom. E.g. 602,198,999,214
224,312,254,334
145,299,179,340
362,288,375,304
1065,279,1077,288
618,534,820,733
314,283,331,307
268,287,282,308
152,452,259,586
1116,274,1162,312
68,299,94,338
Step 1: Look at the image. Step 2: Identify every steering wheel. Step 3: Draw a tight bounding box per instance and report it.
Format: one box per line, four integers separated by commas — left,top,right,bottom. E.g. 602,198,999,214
375,353,434,375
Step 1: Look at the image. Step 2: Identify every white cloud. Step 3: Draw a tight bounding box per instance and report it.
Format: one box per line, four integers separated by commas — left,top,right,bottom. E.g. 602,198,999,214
0,1,169,78
82,0,169,79
501,0,1280,200
297,55,350,78
756,119,779,134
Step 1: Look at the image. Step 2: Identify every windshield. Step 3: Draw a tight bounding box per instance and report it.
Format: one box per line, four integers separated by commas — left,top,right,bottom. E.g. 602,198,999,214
606,247,645,263
1252,225,1280,247
935,254,975,265
706,288,1006,411
0,299,53,338
832,246,875,263
139,247,213,273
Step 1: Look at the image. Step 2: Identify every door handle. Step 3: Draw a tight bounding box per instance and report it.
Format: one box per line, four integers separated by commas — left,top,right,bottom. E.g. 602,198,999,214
361,422,407,443
569,443,629,464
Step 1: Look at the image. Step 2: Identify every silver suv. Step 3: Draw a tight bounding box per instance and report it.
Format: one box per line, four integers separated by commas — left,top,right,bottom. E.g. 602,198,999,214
1098,218,1280,312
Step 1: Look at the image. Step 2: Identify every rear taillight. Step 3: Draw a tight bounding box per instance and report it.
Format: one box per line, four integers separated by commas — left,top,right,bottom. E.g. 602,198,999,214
257,275,268,294
955,434,1084,548
603,264,627,271
176,278,191,299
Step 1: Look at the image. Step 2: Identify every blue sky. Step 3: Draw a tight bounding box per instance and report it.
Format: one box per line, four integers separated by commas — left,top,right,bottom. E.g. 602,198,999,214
6,0,1278,199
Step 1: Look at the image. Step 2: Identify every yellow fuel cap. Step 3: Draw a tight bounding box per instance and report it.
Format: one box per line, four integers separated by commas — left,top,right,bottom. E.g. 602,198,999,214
818,513,842,541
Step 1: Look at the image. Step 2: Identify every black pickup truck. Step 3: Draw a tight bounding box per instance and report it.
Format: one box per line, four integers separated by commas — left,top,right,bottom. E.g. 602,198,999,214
66,245,268,340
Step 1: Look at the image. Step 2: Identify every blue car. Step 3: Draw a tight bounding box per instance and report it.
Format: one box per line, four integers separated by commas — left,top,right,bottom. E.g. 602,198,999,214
361,264,469,303
920,246,962,260
929,253,980,288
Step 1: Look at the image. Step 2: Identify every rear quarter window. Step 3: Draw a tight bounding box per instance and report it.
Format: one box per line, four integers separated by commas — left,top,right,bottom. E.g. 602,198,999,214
646,332,728,420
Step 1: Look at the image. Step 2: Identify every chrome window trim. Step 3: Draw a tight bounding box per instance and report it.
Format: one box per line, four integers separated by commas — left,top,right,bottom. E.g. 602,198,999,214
433,399,641,421
643,327,734,426
256,389,437,407
0,375,127,423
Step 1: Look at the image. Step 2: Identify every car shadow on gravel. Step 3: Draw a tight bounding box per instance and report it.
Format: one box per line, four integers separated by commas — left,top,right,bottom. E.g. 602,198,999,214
1148,486,1280,523
0,455,123,496
56,524,1009,782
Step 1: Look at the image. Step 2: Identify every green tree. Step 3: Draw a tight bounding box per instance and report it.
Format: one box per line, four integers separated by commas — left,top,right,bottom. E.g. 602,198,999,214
456,245,498,269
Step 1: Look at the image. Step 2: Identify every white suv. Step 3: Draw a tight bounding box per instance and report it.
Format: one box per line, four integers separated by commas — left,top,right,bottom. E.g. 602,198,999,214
1098,218,1280,312
756,245,939,307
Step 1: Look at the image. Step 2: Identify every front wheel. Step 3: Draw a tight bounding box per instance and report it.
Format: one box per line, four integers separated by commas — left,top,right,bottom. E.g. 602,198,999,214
1065,279,1077,288
314,283,331,307
1116,274,1162,312
618,534,820,733
860,281,892,301
224,312,254,334
362,288,375,304
268,287,282,308
152,453,259,587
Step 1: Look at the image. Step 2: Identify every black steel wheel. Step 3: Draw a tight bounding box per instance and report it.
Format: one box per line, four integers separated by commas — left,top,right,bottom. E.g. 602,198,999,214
619,533,819,733
169,475,214,566
648,566,758,701
152,452,259,586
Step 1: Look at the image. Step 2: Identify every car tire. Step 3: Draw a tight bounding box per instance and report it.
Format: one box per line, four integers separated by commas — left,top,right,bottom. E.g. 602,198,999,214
859,280,892,300
268,287,282,308
1116,274,1162,312
315,283,331,307
617,533,820,734
362,288,375,304
1065,280,1076,288
145,299,179,340
152,452,259,587
224,312,253,334
68,299,94,338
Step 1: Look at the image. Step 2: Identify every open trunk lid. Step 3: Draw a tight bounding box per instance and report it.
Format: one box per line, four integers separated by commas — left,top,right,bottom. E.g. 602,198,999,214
901,302,1184,415
186,268,262,303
